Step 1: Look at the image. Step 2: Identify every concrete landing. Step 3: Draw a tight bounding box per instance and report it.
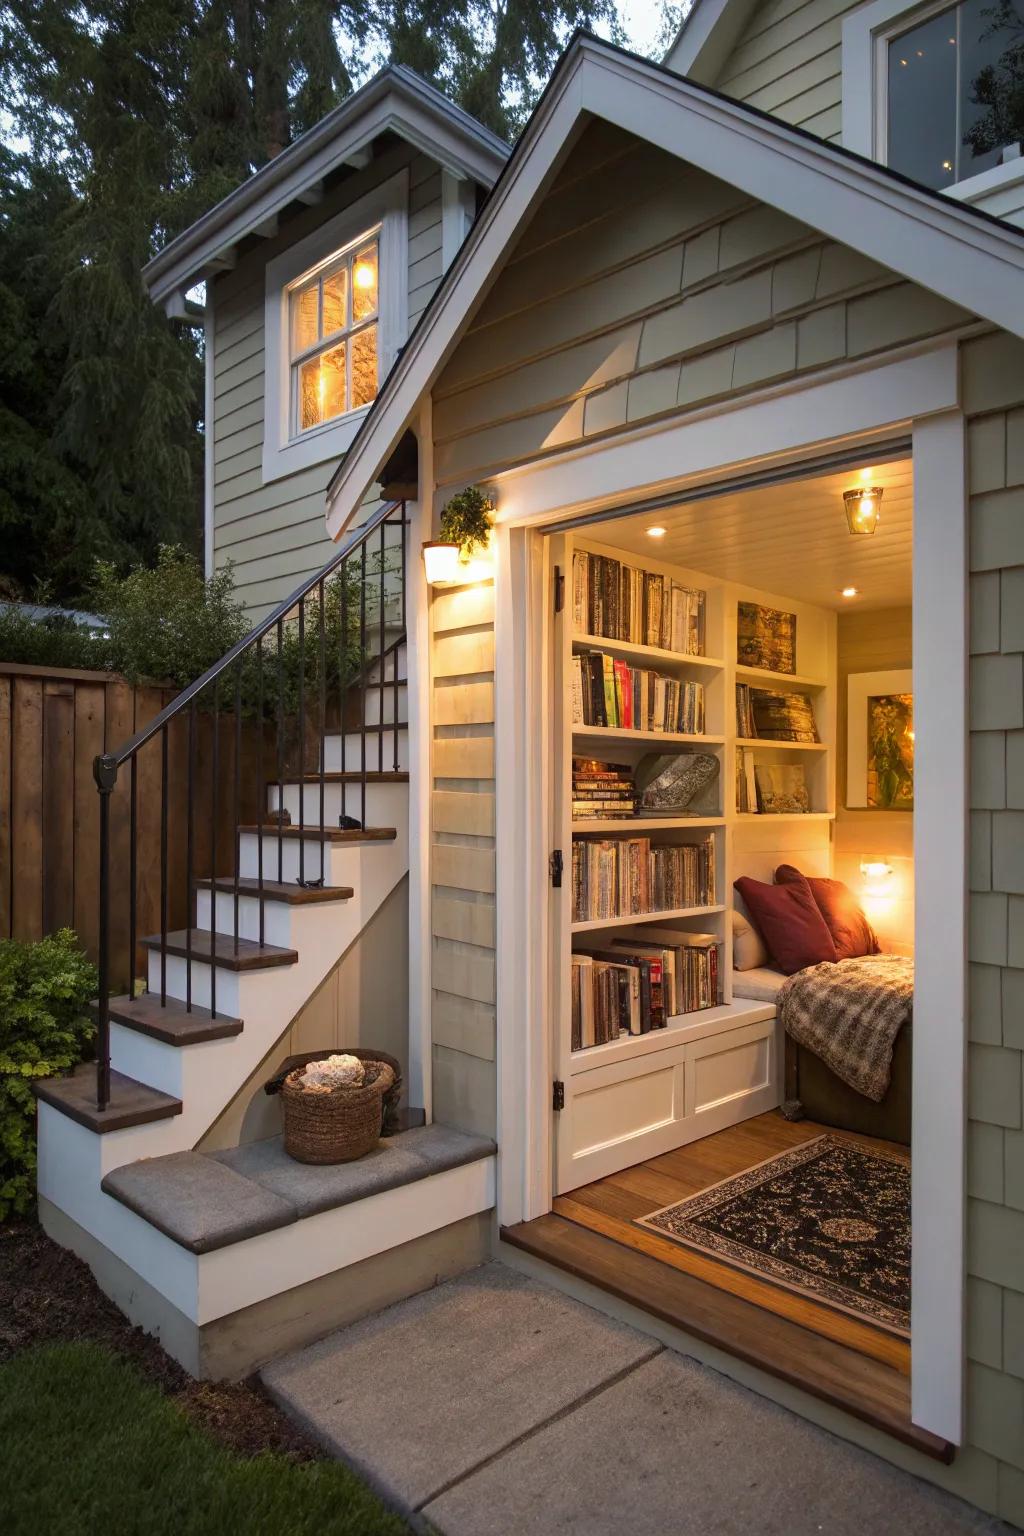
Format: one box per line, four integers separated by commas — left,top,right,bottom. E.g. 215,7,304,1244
261,1263,1010,1536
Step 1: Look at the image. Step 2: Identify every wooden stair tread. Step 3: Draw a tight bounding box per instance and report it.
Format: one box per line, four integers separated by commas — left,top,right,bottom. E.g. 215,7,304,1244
198,877,354,904
141,930,298,970
500,1213,953,1465
34,1063,182,1133
94,994,243,1044
238,824,397,842
270,771,410,785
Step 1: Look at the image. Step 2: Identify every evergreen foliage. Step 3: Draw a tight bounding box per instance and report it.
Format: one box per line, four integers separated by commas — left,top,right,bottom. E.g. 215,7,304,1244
0,930,97,1220
966,2,1024,159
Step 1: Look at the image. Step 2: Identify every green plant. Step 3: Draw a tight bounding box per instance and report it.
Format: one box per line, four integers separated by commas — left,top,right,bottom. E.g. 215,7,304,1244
439,486,494,558
0,605,108,671
0,930,96,1220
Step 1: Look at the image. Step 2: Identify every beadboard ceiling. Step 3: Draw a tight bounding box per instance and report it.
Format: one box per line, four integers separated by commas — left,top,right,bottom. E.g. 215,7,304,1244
593,457,913,612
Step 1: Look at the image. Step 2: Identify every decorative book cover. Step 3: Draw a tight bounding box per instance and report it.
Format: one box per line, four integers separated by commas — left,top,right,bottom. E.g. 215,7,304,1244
750,689,819,742
737,601,796,675
753,762,810,814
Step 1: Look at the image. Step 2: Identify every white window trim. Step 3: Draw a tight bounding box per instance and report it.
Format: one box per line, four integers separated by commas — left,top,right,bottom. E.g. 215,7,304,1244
262,168,408,484
842,0,1024,200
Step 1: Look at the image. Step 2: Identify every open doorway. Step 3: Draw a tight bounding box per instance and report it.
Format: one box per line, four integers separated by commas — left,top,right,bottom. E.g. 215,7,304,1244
513,447,929,1447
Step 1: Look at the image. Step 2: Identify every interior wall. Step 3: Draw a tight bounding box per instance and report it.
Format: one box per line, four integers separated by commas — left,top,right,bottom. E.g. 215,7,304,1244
833,606,914,954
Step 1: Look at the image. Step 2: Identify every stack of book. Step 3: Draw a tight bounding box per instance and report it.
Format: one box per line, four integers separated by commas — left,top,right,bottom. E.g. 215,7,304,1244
572,550,706,655
570,930,720,1049
735,684,818,742
736,746,759,813
572,651,705,735
572,758,635,820
571,833,716,922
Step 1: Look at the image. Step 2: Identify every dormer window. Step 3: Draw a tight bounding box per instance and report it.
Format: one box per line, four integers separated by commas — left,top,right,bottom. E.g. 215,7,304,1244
289,233,380,434
885,0,1008,190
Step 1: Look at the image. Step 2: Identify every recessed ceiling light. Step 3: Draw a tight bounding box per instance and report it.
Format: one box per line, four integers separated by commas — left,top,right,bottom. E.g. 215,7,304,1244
647,526,667,538
842,586,859,598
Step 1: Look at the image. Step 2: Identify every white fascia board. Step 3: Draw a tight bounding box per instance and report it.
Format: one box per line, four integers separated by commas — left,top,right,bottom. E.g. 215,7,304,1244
144,72,508,306
664,0,760,86
324,37,1024,543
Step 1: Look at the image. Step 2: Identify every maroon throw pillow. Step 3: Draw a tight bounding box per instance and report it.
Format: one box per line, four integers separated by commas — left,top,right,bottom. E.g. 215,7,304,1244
775,864,880,961
733,873,838,975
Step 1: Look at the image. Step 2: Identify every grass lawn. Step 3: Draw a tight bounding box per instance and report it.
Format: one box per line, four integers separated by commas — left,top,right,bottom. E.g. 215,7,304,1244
0,1340,410,1536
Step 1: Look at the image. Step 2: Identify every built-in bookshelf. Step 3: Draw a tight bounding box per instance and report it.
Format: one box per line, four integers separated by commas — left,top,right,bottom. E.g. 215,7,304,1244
549,530,837,1194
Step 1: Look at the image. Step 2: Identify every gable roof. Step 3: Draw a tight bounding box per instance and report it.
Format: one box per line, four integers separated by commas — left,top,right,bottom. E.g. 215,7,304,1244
142,65,509,309
663,0,758,84
325,31,1024,539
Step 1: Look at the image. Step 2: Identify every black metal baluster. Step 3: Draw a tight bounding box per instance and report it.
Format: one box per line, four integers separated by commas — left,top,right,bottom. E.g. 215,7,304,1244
233,661,242,954
256,638,265,947
160,726,169,1006
186,701,196,1012
276,617,285,885
129,756,138,995
94,755,117,1110
318,577,326,885
210,681,219,1019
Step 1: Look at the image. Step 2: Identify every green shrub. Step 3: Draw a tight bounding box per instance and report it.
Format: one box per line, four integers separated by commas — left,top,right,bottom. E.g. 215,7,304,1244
92,544,249,689
0,930,96,1220
0,605,107,671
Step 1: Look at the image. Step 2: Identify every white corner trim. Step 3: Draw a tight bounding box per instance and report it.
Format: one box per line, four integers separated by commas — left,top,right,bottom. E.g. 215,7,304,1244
664,0,760,86
262,168,408,486
945,154,1024,204
441,170,476,271
406,397,434,1120
203,298,215,579
911,407,967,1446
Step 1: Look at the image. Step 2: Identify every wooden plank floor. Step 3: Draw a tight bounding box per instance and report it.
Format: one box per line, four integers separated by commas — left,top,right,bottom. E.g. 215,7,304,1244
502,1112,948,1462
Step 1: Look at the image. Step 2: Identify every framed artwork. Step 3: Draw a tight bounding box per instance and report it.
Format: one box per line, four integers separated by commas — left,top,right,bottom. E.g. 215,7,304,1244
737,601,796,674
846,669,914,810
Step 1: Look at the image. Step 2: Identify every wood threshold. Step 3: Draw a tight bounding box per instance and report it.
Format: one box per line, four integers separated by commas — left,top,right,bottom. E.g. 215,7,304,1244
502,1213,951,1464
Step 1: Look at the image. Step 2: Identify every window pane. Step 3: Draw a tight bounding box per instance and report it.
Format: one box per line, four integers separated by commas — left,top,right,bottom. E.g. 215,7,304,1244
323,267,348,337
292,283,319,355
888,10,958,189
319,341,348,422
958,0,1008,181
352,241,378,322
351,324,378,408
299,356,322,430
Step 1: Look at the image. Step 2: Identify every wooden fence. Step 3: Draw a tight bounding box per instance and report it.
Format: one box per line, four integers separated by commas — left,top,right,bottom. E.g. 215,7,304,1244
0,662,266,988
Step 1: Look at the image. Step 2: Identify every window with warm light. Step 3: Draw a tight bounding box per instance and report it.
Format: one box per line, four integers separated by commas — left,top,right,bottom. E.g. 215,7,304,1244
288,233,380,436
886,0,1012,189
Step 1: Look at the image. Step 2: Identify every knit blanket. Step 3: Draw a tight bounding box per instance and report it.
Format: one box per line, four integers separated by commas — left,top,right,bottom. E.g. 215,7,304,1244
778,955,914,1102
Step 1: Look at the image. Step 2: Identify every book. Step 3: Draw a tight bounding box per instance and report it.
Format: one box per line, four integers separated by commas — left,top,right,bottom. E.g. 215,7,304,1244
570,550,706,655
572,833,716,922
749,689,819,743
737,601,796,674
736,746,760,813
571,649,705,734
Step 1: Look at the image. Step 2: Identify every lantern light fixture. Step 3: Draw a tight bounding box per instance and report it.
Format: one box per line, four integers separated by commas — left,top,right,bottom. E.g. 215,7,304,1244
421,541,460,586
843,485,883,536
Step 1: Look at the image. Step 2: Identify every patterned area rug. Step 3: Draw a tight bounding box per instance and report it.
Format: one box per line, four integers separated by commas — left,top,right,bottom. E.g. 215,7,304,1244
637,1135,910,1335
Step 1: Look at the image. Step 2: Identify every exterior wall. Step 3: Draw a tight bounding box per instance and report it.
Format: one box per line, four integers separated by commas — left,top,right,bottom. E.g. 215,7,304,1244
833,606,914,953
431,122,972,493
212,148,443,616
429,577,497,1139
963,329,1024,1528
708,0,1024,225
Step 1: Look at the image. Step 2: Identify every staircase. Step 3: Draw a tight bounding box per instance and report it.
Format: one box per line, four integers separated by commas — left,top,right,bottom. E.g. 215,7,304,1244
34,500,496,1377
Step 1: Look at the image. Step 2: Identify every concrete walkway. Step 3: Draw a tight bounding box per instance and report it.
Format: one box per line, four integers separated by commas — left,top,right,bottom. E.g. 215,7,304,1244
262,1263,1010,1536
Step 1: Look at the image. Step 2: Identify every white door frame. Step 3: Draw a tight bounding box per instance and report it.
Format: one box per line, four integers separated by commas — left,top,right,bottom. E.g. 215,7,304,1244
492,340,967,1446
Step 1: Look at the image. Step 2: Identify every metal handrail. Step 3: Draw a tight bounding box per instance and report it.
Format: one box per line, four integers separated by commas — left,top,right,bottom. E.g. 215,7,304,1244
91,499,408,1110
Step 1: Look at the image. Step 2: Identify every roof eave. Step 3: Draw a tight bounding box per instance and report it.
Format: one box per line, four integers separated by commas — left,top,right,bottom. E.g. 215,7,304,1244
144,66,509,306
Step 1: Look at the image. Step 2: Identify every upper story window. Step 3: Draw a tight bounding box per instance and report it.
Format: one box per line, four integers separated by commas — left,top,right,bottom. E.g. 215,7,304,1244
886,0,1009,189
289,233,380,435
262,170,408,485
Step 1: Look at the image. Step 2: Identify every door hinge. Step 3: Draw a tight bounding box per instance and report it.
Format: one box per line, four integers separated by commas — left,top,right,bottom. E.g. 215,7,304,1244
553,564,565,614
549,848,563,887
553,1080,565,1111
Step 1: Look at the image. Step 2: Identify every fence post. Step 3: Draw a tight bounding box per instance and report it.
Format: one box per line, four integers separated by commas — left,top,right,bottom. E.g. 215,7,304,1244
93,752,119,1110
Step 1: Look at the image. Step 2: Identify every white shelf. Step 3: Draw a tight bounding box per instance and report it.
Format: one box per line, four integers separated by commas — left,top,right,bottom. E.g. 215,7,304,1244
573,632,724,672
569,998,776,1074
571,816,726,833
573,727,724,746
735,737,827,752
734,812,834,822
572,903,725,933
735,664,828,689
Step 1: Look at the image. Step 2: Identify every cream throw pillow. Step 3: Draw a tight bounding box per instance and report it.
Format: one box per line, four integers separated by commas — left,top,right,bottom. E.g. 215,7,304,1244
733,909,770,971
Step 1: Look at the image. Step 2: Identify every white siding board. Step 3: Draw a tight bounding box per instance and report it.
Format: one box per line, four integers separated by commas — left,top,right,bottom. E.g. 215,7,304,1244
214,396,264,442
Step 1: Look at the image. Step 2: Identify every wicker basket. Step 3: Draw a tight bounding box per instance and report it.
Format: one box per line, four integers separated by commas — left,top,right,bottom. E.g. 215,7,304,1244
264,1048,403,1136
281,1059,395,1165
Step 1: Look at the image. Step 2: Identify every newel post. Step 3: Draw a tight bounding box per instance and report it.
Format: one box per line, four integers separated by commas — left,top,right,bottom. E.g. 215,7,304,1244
93,752,119,1111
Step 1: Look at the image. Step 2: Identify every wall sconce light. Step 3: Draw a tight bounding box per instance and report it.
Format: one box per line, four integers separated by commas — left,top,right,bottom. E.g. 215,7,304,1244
421,541,460,585
843,486,883,536
860,856,893,880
